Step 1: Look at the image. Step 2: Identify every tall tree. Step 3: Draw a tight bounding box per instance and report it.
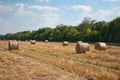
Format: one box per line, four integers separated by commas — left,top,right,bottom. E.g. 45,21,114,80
107,17,120,42
77,17,96,31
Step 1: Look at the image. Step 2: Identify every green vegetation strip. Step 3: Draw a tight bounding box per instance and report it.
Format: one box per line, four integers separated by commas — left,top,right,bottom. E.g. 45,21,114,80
28,48,37,52
27,48,120,71
15,48,120,80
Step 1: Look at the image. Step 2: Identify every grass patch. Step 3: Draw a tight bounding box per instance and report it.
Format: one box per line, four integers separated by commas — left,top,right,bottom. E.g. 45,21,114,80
41,50,120,71
43,51,60,57
28,48,37,52
26,46,120,71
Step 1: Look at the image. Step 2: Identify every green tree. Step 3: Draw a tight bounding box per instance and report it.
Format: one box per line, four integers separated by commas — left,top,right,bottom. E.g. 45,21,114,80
77,17,96,31
1,16,120,43
93,21,108,42
5,33,13,40
107,17,120,42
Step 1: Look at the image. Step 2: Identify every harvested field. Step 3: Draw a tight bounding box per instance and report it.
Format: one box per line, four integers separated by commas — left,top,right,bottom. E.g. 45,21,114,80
0,41,120,80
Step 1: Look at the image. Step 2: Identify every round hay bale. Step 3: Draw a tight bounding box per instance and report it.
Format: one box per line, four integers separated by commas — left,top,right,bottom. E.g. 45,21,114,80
4,39,6,41
18,40,21,42
77,41,82,43
95,42,107,50
45,40,48,43
76,42,89,53
25,40,28,41
31,40,36,44
8,40,19,50
63,41,69,46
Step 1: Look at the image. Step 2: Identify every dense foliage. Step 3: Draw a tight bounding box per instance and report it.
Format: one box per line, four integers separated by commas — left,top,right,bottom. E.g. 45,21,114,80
0,17,120,43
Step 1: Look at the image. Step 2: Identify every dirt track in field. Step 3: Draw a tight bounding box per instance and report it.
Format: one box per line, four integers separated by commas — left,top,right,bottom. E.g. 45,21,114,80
0,41,120,80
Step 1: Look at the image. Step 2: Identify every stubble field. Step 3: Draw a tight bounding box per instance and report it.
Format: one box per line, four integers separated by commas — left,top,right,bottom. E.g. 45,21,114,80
0,41,120,80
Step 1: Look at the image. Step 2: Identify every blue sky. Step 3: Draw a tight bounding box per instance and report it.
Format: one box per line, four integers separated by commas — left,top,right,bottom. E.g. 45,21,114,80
0,0,120,34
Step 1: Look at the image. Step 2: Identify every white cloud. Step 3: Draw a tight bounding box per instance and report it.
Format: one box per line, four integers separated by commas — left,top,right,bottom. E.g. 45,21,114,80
15,3,36,16
0,3,60,33
89,10,110,20
112,7,120,16
0,3,59,24
42,13,59,21
12,3,60,28
102,0,120,2
38,0,49,2
0,5,12,13
39,13,60,26
15,3,24,11
14,3,59,23
74,6,120,24
87,7,120,21
0,17,5,24
69,5,92,12
15,10,36,16
28,5,58,11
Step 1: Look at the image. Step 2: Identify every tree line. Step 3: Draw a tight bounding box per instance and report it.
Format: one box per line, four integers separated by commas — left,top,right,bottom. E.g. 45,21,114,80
0,17,120,43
